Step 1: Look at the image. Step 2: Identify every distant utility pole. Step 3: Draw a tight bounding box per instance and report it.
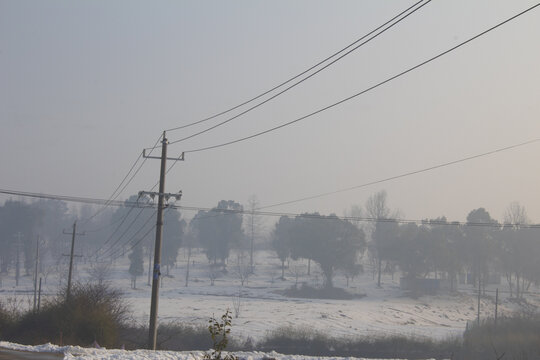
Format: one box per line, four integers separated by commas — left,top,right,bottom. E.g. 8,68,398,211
477,278,481,326
141,131,184,350
63,221,85,301
250,209,254,273
13,232,23,286
33,236,40,311
494,288,499,327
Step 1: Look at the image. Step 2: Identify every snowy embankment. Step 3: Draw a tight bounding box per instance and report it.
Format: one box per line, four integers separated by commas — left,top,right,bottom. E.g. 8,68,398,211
0,341,439,360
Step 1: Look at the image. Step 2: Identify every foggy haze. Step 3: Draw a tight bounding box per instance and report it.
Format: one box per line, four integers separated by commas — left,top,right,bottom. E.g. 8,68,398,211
2,3,540,357
1,0,540,224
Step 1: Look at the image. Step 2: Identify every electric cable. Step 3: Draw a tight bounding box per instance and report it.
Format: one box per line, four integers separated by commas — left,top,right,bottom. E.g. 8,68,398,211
181,2,540,154
87,205,138,260
2,137,540,229
165,1,427,133
97,207,157,260
255,138,540,210
2,186,540,229
109,223,157,262
166,0,431,145
80,133,163,227
105,209,158,261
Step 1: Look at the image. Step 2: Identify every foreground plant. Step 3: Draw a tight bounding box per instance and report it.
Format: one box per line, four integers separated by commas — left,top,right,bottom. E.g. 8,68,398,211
203,310,238,360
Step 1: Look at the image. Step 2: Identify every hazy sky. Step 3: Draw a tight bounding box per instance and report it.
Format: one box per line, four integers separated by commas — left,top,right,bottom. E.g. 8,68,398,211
1,0,540,226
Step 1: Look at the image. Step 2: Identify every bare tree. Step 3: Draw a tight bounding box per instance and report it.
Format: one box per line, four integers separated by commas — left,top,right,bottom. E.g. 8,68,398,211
289,263,305,289
183,227,197,287
87,261,112,285
501,202,530,298
209,267,219,286
245,195,264,273
234,252,251,287
365,190,398,287
504,202,529,228
231,288,242,318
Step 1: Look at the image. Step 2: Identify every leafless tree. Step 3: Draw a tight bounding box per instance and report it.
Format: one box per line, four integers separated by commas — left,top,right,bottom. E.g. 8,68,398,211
502,202,530,298
209,267,219,286
231,288,242,318
87,261,112,285
234,253,251,287
184,227,197,287
245,195,264,273
289,263,305,289
504,201,529,228
365,190,399,287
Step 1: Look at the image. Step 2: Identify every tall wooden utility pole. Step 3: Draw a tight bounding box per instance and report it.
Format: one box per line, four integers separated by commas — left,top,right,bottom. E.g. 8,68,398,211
494,288,499,327
141,131,183,350
63,221,85,301
33,236,40,311
477,278,481,326
13,232,23,286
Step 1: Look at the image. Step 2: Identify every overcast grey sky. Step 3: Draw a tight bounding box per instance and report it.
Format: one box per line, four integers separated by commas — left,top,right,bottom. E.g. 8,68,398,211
1,0,540,225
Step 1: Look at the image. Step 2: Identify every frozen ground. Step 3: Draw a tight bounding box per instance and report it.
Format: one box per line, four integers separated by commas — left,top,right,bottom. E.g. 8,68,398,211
1,248,539,344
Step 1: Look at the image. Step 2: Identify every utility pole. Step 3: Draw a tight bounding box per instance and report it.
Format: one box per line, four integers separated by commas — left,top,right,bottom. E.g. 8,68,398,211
142,131,184,350
33,236,40,312
477,278,481,326
250,209,254,273
37,277,42,312
13,232,23,286
494,288,499,327
63,221,85,301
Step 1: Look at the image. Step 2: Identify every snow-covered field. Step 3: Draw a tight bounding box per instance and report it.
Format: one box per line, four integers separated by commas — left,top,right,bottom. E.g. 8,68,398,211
1,248,539,353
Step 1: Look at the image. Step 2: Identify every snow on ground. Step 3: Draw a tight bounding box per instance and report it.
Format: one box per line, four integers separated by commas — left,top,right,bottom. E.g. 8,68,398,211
1,248,539,345
0,341,438,360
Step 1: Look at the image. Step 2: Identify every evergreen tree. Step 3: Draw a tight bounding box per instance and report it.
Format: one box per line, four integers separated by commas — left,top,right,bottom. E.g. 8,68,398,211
190,200,244,266
128,243,144,289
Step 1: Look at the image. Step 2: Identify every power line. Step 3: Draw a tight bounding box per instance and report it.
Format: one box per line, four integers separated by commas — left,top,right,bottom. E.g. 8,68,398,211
109,206,177,263
90,196,156,260
176,205,540,229
0,189,147,208
165,1,426,133
109,223,157,262
2,136,540,228
181,2,540,154
87,205,138,260
80,133,163,227
166,0,431,144
2,186,539,229
104,209,158,261
84,213,132,233
256,138,540,210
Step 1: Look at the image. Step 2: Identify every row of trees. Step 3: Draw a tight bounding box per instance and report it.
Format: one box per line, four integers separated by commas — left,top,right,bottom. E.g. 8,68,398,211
2,193,540,297
269,192,540,296
350,193,540,296
0,199,73,278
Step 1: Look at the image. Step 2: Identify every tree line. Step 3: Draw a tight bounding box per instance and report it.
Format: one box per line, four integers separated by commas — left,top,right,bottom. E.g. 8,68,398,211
1,192,539,297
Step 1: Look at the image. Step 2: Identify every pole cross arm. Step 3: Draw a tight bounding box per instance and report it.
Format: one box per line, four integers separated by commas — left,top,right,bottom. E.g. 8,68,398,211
138,191,182,202
143,149,184,161
63,230,86,236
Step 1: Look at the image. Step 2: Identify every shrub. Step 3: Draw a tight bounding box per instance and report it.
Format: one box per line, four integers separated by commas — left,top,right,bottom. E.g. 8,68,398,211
258,325,458,359
203,310,238,360
461,314,540,359
6,283,129,348
280,283,365,300
0,300,16,337
119,322,213,350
